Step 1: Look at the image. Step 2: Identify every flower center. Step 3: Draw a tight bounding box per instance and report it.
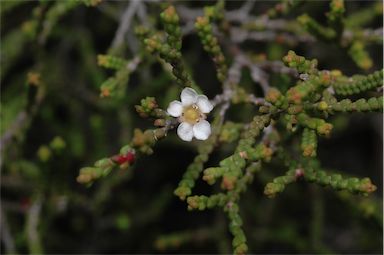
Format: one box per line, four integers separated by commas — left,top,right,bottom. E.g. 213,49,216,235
182,105,201,124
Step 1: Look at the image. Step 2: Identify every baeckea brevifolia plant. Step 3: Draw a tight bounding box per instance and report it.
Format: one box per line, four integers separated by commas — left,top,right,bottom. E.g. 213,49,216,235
1,0,382,254
76,1,383,254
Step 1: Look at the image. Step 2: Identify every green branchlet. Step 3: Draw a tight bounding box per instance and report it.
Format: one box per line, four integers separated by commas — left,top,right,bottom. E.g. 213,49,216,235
283,50,318,74
77,123,170,184
297,113,333,136
265,88,288,108
264,166,377,198
225,163,262,255
188,163,262,255
344,2,383,29
297,14,337,42
132,128,167,154
160,6,182,50
135,97,166,119
319,96,384,113
144,36,180,59
97,54,127,70
195,16,228,83
233,162,263,195
286,71,333,104
140,5,198,90
236,115,271,154
176,117,270,255
327,0,345,23
144,35,196,89
301,128,317,157
202,115,271,190
203,1,228,34
173,138,216,200
225,204,248,255
99,67,130,98
333,69,383,95
77,158,115,184
304,168,377,195
96,53,139,98
348,41,373,70
219,122,243,143
326,0,345,36
264,168,298,198
99,77,117,98
174,117,222,200
134,26,151,48
40,0,81,42
187,194,228,210
203,0,225,22
296,1,377,70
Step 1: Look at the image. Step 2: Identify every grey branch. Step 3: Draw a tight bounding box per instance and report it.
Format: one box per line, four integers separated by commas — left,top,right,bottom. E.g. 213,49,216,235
0,111,27,157
1,208,17,254
225,0,255,22
110,0,141,50
26,197,43,254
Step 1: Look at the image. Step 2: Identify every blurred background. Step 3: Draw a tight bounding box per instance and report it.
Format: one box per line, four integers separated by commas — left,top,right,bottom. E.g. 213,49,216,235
1,0,382,254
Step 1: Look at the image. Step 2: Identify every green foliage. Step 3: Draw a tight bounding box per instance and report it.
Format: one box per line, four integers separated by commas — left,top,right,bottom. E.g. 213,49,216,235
301,128,317,157
298,14,337,41
195,16,228,82
142,6,198,91
160,6,182,51
264,163,377,198
1,1,382,254
333,69,383,96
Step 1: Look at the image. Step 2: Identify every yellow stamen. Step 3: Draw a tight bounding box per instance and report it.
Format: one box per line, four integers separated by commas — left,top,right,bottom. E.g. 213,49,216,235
182,105,201,124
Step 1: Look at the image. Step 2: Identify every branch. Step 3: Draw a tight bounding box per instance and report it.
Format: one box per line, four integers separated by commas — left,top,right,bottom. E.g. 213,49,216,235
25,197,43,254
0,73,45,169
110,0,140,50
0,208,17,254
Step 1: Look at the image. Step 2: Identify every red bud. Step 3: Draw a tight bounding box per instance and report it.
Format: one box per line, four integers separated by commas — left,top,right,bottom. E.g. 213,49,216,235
113,152,135,165
20,197,31,211
295,169,304,179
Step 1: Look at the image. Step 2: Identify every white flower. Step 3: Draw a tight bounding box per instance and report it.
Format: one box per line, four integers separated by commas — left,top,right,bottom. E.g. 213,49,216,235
167,87,213,141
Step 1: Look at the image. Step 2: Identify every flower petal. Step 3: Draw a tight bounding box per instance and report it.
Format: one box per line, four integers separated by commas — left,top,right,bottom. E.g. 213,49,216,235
167,100,183,117
177,122,194,141
196,95,213,113
180,87,198,106
193,120,211,140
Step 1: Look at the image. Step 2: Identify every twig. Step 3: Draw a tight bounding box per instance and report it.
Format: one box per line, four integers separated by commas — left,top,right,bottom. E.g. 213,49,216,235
230,27,315,44
176,5,203,22
248,94,267,106
225,0,255,22
0,208,17,254
126,55,141,72
110,0,140,50
25,197,43,254
257,60,299,78
211,56,243,107
231,52,271,95
0,81,45,169
211,52,272,107
136,1,149,25
218,101,231,122
342,27,383,44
